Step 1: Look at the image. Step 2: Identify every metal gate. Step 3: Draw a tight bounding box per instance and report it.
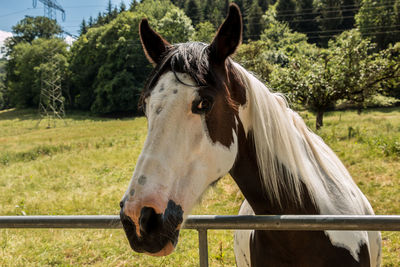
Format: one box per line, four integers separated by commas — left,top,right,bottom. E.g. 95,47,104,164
1,215,400,267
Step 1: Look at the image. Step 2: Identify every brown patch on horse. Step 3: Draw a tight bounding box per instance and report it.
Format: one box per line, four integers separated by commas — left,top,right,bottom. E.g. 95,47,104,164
231,121,371,266
139,19,171,66
250,230,370,267
209,4,242,64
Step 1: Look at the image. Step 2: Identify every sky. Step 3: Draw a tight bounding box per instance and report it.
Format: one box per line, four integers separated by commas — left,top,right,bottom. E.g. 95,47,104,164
0,0,128,37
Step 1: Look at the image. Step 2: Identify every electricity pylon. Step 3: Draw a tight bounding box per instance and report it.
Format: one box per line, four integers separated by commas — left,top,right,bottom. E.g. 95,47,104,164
33,0,67,127
36,49,66,128
33,0,66,21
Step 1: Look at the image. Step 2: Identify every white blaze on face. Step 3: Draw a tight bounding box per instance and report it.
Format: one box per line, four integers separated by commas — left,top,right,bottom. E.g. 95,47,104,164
123,71,238,220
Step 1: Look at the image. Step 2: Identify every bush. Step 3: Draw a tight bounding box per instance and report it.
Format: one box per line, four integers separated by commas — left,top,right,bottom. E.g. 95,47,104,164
69,0,194,114
6,38,68,108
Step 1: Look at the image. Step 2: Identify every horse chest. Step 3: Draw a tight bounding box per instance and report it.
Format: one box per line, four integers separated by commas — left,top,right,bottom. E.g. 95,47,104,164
247,230,371,267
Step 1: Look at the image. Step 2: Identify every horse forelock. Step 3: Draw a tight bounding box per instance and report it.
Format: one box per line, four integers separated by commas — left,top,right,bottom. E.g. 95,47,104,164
140,42,208,106
139,42,242,113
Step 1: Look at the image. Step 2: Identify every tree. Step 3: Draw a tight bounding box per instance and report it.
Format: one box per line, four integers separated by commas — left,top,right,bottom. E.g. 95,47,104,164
295,0,319,43
96,12,104,25
157,8,194,43
80,19,87,35
135,0,194,42
339,0,359,30
245,1,264,41
185,0,201,26
191,21,216,43
119,1,127,12
129,0,138,11
202,0,214,21
276,0,297,29
258,0,269,12
316,0,343,47
6,38,68,108
88,16,94,27
0,58,8,110
370,42,400,99
106,0,113,16
270,30,399,129
395,0,400,32
260,9,313,62
3,16,66,109
234,41,275,82
224,0,230,15
10,16,62,44
69,0,195,114
235,11,313,82
356,0,400,50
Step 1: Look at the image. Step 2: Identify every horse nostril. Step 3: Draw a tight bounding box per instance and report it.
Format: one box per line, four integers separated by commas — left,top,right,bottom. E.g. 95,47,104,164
139,207,160,234
119,201,124,209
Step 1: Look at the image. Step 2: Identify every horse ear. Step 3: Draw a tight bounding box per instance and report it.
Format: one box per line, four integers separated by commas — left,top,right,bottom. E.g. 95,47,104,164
139,18,171,65
209,4,242,64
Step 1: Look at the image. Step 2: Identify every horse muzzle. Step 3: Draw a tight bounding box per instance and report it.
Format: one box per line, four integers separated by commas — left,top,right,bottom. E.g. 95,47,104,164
120,199,184,256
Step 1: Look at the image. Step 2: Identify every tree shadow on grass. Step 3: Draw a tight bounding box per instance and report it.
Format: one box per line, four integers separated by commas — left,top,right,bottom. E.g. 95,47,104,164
0,108,141,122
360,106,400,115
0,109,39,121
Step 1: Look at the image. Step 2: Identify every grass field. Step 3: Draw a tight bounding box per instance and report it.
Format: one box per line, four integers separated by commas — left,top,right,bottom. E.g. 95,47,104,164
0,108,399,266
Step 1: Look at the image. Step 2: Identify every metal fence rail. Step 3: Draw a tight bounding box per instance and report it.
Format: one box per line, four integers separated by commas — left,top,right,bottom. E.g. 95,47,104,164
1,215,400,267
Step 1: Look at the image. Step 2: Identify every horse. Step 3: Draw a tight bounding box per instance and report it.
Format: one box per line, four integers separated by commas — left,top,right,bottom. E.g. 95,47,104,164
119,4,381,266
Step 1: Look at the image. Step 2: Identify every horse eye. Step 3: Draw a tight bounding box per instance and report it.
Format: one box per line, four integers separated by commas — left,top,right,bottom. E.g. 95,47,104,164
197,100,209,110
192,96,213,114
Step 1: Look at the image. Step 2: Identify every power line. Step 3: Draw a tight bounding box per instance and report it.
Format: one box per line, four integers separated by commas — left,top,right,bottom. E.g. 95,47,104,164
294,25,400,35
275,4,396,19
63,5,106,8
246,29,400,41
0,8,37,19
273,0,398,15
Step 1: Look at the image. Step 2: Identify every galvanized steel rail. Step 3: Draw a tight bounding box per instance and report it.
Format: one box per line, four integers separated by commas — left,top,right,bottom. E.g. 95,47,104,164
1,215,400,267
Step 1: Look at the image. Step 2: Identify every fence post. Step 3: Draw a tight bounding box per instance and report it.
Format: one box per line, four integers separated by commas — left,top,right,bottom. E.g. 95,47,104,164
198,229,208,267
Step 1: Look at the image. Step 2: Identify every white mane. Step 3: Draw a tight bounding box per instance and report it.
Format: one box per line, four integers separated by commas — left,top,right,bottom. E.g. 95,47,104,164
233,62,372,215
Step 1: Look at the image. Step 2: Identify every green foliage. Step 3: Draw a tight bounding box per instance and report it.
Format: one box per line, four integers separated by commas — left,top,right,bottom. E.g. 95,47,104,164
191,21,216,43
295,0,319,43
340,0,358,30
245,1,264,41
69,0,194,114
79,19,87,35
356,0,400,50
11,16,62,44
0,58,8,110
364,94,400,107
202,0,214,22
316,0,343,46
202,0,226,26
235,12,314,82
234,41,274,82
276,0,297,29
261,10,313,63
380,42,400,98
69,12,146,113
3,16,63,59
185,0,201,26
6,38,68,108
270,29,400,128
157,8,194,43
258,0,269,12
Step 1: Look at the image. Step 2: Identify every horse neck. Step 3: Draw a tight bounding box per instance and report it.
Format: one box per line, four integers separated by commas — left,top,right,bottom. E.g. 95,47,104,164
228,62,370,217
228,63,320,215
229,121,318,215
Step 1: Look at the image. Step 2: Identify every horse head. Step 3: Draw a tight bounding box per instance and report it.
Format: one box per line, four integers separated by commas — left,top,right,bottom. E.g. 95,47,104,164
119,4,246,256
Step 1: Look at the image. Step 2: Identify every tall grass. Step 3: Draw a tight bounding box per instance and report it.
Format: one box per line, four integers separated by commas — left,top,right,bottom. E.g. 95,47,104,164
0,108,399,266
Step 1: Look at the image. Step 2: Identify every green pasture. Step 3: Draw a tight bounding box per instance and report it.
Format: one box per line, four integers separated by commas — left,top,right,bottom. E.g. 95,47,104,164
0,108,399,266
